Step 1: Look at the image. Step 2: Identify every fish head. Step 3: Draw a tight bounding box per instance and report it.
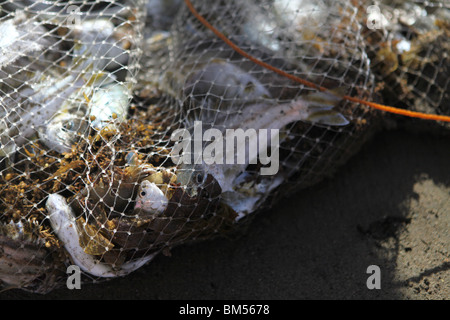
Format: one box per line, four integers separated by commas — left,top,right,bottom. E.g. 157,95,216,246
176,164,222,199
40,111,88,154
134,180,169,216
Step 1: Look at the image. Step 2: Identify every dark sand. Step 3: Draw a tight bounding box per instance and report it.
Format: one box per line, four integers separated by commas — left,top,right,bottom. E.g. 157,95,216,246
1,126,449,300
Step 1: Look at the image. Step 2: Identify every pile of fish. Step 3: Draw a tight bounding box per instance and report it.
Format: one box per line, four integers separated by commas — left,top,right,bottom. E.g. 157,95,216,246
0,0,448,293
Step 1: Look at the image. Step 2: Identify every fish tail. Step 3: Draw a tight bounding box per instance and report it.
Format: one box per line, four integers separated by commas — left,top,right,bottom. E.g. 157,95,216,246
302,88,349,126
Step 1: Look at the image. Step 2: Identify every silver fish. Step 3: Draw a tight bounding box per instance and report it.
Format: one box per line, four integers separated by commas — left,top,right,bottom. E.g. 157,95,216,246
38,105,89,154
0,14,113,156
134,180,169,215
176,88,347,215
28,16,133,154
163,55,349,216
38,74,131,153
46,193,156,278
0,72,85,158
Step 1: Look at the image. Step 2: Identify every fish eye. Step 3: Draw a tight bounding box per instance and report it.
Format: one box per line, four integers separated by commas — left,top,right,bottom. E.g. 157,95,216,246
62,120,74,132
196,172,204,184
140,191,146,197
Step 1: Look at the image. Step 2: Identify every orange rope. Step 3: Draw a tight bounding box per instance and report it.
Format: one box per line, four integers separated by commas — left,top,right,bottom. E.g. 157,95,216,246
184,0,450,123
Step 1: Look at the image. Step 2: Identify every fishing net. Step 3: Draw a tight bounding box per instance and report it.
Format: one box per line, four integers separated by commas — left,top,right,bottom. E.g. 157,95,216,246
0,0,448,293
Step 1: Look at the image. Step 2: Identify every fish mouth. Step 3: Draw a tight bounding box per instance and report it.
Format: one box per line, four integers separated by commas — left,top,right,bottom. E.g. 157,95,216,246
135,198,169,216
134,200,143,210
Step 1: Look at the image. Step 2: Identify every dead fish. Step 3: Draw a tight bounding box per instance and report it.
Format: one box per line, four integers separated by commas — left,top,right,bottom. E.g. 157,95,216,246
46,193,156,278
170,58,347,192
0,72,85,158
38,106,89,154
72,160,170,219
175,88,347,215
134,178,172,216
38,69,131,154
160,53,351,216
1,55,130,157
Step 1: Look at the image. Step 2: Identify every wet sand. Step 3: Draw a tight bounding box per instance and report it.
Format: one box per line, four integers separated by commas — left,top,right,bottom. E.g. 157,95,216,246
1,126,449,300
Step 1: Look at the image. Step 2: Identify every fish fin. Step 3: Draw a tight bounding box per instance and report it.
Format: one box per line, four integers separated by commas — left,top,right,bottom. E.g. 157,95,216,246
304,88,349,126
306,110,349,126
303,88,345,109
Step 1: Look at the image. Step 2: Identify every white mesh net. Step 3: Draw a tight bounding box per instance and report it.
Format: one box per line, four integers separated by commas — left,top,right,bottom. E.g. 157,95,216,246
0,0,448,293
